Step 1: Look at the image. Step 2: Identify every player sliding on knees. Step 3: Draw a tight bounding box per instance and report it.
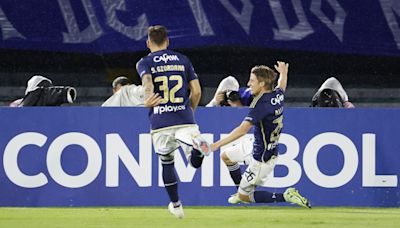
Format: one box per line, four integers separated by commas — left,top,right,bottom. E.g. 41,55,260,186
211,61,311,208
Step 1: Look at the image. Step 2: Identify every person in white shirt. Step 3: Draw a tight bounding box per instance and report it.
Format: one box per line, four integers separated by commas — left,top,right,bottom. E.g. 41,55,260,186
102,76,145,107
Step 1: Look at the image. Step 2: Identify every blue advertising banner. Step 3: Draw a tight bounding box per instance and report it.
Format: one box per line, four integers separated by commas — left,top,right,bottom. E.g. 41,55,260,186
0,107,399,207
0,0,399,55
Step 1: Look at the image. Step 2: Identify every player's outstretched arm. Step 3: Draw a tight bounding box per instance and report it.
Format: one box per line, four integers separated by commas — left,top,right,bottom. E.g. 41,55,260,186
211,121,252,151
189,79,201,110
275,61,289,91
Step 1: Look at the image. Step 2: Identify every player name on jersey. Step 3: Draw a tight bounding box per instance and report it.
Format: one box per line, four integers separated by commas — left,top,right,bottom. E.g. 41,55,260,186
150,65,185,74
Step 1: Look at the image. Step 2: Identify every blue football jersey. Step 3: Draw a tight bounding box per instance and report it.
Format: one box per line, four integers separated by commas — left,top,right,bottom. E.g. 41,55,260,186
244,88,284,162
136,49,198,130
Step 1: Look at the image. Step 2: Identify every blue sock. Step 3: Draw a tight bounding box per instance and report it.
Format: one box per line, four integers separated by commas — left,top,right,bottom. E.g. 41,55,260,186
227,163,241,188
252,191,285,203
162,163,179,204
189,149,204,168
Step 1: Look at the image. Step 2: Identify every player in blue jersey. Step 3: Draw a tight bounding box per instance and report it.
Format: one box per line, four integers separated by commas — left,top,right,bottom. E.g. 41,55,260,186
136,25,211,219
211,62,311,208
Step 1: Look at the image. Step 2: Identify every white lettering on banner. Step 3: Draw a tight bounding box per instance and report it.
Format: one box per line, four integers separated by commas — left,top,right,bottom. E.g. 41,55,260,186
153,54,180,63
158,134,214,187
0,7,25,40
218,0,254,34
3,132,48,188
310,0,346,41
270,0,313,40
58,0,103,43
264,134,302,187
47,133,102,188
303,132,358,188
2,132,398,188
379,0,400,49
187,0,215,36
101,0,148,40
106,134,152,187
2,0,398,50
362,134,398,187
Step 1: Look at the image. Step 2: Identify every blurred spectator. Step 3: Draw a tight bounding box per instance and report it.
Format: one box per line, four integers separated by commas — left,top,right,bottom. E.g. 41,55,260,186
19,75,76,106
102,76,144,107
206,76,252,107
311,77,355,108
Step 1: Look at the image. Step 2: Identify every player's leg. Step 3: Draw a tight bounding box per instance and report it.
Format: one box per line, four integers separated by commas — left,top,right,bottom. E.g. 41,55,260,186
229,156,285,204
249,156,286,203
221,152,241,188
183,125,211,156
175,125,209,168
152,130,184,218
221,135,253,188
158,152,179,203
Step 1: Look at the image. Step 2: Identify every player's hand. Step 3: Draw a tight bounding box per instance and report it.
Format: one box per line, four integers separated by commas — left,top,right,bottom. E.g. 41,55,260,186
215,91,225,105
144,93,162,107
211,143,219,152
274,61,289,75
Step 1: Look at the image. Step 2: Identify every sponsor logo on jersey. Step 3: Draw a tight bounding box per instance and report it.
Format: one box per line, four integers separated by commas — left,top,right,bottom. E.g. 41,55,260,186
153,54,180,63
153,104,186,114
271,94,284,105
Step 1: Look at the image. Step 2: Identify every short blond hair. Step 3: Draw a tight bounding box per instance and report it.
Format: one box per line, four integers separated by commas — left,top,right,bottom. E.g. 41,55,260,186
251,65,277,89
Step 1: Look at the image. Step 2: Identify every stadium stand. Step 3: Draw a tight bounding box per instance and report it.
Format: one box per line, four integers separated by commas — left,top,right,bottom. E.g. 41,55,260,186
1,48,399,107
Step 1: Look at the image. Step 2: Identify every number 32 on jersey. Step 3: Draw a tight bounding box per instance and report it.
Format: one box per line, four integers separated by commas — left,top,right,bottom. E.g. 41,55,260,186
154,75,183,104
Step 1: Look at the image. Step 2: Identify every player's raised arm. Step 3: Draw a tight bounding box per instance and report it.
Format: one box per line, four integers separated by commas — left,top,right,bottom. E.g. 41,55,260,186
274,61,289,91
188,79,201,110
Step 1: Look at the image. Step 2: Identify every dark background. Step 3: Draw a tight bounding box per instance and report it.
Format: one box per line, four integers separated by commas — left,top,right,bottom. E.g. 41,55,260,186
1,46,399,88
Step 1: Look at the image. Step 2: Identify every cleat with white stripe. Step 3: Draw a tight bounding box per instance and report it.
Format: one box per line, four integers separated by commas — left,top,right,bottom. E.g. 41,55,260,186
168,202,184,219
192,135,211,156
284,187,311,208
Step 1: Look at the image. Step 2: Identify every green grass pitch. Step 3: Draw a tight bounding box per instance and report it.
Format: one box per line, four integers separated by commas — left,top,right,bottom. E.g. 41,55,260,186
0,206,399,228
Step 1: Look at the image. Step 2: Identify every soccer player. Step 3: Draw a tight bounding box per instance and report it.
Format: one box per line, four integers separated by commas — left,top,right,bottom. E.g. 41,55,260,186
136,25,210,219
210,62,311,208
102,76,145,107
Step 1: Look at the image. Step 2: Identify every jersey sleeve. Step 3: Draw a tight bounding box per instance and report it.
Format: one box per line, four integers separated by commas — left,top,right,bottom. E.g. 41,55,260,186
244,101,269,124
136,58,151,78
186,59,198,82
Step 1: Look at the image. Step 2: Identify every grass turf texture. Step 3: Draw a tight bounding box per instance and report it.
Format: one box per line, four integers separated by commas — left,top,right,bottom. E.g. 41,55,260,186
0,207,399,228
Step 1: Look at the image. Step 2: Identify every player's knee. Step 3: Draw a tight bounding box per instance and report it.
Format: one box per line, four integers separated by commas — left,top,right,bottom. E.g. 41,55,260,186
221,152,235,166
159,153,174,165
